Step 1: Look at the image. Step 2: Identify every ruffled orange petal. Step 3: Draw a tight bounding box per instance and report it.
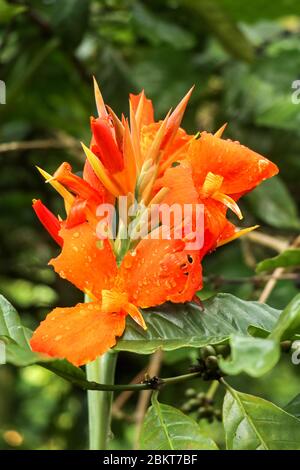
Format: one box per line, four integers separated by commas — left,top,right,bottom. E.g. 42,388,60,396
30,302,126,366
140,122,192,165
129,91,154,127
188,132,279,197
50,223,117,299
120,237,202,307
201,199,229,255
154,160,199,207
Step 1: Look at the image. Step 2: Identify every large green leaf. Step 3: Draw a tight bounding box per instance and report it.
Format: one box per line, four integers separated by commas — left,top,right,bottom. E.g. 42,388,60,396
269,293,300,341
257,249,300,273
223,384,300,450
219,335,279,377
220,294,300,377
140,394,218,450
115,293,281,354
0,294,41,365
285,394,300,419
246,177,300,230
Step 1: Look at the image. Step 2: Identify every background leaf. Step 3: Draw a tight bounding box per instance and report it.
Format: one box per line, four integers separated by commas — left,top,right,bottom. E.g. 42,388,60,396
285,394,300,418
219,335,279,377
256,248,300,272
140,394,218,450
246,177,300,229
223,385,300,450
220,294,300,376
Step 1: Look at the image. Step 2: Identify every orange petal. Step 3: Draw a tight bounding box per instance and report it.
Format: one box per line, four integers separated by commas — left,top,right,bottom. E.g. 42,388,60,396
32,199,63,246
188,132,279,197
161,87,194,150
154,160,199,207
50,223,117,299
120,237,202,307
30,301,126,366
53,162,104,203
201,199,229,255
129,91,154,127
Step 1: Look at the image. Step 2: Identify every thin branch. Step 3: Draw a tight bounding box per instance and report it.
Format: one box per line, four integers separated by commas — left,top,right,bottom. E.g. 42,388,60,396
42,362,199,392
205,273,300,287
246,231,289,253
134,350,164,449
258,235,300,303
112,367,147,420
0,138,80,153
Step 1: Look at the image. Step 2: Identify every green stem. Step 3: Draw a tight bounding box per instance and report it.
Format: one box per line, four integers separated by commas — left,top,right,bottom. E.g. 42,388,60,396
206,380,220,400
86,351,118,450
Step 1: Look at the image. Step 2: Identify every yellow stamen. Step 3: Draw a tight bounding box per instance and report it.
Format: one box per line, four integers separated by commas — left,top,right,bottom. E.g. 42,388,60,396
217,225,259,247
101,289,147,330
134,90,145,132
163,86,194,150
201,172,223,198
148,187,169,206
81,143,122,197
36,166,74,211
201,172,243,220
213,193,243,220
214,123,227,138
126,303,147,330
144,110,171,164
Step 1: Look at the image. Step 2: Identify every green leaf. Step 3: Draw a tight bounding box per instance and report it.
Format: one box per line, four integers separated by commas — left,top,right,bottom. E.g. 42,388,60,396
219,335,279,377
132,3,196,50
269,293,300,341
115,293,281,354
140,394,218,450
0,294,28,348
256,249,300,273
285,394,300,419
220,294,300,377
0,0,26,23
223,385,300,450
246,177,300,230
181,0,255,62
50,0,90,49
0,294,41,365
219,0,300,23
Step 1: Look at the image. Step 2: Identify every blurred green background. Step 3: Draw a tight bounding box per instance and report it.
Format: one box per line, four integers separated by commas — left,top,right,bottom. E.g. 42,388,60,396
0,0,300,450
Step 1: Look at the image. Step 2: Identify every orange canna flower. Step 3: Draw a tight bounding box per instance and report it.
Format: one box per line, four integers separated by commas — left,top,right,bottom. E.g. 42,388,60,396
30,81,278,366
30,223,201,366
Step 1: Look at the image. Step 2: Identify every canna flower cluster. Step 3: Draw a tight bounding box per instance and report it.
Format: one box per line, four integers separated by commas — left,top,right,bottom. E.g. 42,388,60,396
30,81,278,366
